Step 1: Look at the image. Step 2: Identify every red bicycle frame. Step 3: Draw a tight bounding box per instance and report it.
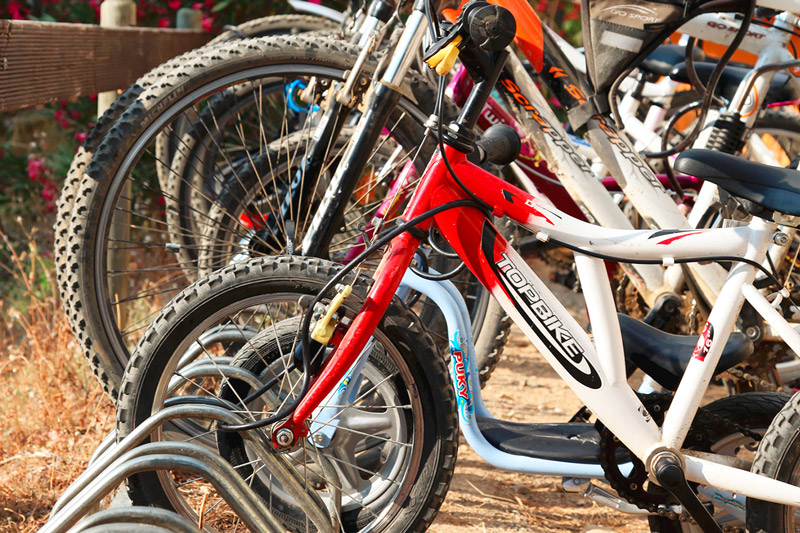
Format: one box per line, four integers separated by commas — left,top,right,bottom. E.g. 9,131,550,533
276,142,568,441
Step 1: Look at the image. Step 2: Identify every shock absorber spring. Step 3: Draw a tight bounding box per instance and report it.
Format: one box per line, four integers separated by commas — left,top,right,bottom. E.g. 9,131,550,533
705,111,748,155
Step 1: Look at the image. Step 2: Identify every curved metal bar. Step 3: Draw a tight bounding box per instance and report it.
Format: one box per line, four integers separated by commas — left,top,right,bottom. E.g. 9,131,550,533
49,402,332,532
88,431,117,467
74,507,200,533
167,363,263,395
731,59,800,113
314,451,342,529
43,443,285,533
77,525,173,533
176,323,258,369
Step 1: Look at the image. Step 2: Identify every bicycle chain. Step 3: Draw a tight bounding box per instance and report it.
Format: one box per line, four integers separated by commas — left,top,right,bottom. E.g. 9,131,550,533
598,392,762,529
722,365,792,393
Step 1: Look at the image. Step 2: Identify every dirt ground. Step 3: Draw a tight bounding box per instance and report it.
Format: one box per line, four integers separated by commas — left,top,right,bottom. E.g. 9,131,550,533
429,272,650,533
429,328,649,532
1,260,660,532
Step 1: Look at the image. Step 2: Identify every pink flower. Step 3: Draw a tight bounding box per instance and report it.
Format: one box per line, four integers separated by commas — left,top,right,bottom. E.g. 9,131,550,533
169,0,181,9
75,131,88,144
27,159,44,180
192,2,202,9
202,15,213,32
53,109,66,121
158,17,170,28
70,110,82,120
59,119,70,129
8,0,22,19
42,188,54,201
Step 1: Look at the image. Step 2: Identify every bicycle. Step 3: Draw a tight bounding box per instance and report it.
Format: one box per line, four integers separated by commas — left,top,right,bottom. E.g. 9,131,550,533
114,1,800,531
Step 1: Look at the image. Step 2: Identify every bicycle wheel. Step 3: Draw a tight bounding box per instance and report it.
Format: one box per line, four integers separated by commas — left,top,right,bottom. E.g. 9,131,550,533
116,255,458,533
57,51,199,363
69,34,509,400
647,392,788,532
746,390,800,532
68,35,435,398
155,14,341,191
746,108,800,167
210,14,340,44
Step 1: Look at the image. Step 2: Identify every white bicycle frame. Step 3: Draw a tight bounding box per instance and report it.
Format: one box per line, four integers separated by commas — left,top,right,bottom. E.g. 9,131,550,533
401,184,800,507
505,10,800,313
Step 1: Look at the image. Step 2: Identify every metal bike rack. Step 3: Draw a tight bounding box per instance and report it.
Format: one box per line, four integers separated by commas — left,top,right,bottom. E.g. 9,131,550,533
68,507,200,532
46,399,336,533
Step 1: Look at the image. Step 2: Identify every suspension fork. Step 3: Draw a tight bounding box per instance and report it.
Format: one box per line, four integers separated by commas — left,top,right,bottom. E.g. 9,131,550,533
258,97,351,247
300,4,428,257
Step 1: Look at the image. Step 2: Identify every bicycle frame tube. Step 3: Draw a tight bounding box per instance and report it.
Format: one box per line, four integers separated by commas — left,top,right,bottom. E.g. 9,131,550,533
282,139,800,505
496,56,670,303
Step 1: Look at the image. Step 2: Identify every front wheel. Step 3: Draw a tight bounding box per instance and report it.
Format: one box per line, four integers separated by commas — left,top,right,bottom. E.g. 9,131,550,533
116,255,458,533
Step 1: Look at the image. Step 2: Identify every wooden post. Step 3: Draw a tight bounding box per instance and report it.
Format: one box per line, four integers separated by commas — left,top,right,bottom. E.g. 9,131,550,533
98,0,136,115
100,0,135,331
176,7,203,30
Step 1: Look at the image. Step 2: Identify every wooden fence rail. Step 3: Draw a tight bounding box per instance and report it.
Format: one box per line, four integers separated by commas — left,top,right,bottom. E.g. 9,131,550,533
0,19,207,112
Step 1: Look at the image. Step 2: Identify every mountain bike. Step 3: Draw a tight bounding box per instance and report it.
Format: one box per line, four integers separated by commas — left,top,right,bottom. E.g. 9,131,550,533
58,0,800,401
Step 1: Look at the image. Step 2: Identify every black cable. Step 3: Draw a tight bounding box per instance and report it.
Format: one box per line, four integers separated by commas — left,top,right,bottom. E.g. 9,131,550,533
435,73,494,215
218,198,482,432
641,0,757,159
424,0,441,41
428,227,461,258
412,260,467,280
751,18,800,41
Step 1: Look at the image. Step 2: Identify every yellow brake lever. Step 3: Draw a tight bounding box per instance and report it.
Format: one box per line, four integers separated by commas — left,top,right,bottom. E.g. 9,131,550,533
310,284,352,344
425,35,463,76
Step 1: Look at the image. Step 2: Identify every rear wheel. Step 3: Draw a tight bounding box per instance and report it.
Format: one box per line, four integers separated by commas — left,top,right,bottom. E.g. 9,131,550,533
747,390,800,533
648,392,789,532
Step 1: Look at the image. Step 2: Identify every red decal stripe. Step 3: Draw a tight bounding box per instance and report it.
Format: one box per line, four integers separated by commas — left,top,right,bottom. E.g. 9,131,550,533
657,231,702,245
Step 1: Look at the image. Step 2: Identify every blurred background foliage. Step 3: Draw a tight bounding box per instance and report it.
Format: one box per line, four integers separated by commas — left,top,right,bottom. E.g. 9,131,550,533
0,0,580,294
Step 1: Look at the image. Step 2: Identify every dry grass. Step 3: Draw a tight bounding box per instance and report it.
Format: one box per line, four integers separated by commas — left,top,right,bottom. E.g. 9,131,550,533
0,225,113,532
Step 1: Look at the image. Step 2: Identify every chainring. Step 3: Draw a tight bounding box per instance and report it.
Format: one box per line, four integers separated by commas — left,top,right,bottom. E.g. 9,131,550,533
597,393,673,512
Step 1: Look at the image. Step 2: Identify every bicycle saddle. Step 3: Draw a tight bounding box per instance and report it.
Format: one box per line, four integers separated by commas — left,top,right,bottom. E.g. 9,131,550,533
619,313,753,391
640,44,706,78
675,149,800,218
669,62,800,105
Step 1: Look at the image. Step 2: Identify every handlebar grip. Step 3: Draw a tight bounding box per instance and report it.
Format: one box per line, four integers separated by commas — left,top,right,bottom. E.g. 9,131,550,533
467,4,516,52
473,124,521,165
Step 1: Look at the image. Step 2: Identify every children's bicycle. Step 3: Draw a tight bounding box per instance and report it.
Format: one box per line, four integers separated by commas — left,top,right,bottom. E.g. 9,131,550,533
114,1,800,531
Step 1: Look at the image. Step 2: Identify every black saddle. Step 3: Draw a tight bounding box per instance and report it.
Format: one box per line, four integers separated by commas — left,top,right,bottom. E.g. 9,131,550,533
670,62,800,105
640,44,706,78
619,314,752,391
674,149,800,219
